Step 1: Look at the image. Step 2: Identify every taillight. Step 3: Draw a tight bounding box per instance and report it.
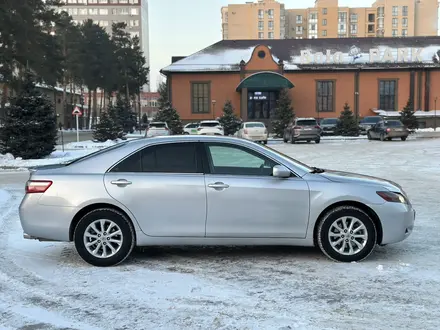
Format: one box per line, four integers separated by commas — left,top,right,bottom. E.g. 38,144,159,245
165,127,169,130
315,125,321,129
264,128,268,134
218,126,224,130
386,128,391,132
25,180,53,194
244,129,248,134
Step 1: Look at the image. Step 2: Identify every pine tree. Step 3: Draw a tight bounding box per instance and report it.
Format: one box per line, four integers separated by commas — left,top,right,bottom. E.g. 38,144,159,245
93,103,123,142
400,99,418,130
219,100,240,136
335,103,360,136
154,101,183,135
271,89,294,137
141,113,149,124
115,96,136,134
0,72,58,159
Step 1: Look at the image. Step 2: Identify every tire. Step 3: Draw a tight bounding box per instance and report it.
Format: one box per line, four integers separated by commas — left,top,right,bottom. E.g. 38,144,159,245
283,133,288,143
316,206,377,263
401,136,407,141
290,135,296,144
380,133,385,141
74,208,135,267
315,138,320,144
183,132,189,135
387,137,392,141
263,140,268,145
367,132,372,140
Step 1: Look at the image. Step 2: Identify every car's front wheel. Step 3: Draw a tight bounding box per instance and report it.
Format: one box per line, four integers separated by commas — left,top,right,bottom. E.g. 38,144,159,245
317,206,377,262
74,208,135,267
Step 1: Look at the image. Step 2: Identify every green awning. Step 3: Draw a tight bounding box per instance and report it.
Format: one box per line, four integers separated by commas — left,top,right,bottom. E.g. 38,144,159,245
236,72,294,92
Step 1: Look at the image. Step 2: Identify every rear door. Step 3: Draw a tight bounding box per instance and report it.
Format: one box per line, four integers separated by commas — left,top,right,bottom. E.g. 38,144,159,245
104,142,207,237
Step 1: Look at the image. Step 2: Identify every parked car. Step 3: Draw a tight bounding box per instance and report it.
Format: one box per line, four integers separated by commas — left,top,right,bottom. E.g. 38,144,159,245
183,122,199,135
237,121,268,144
319,118,339,136
197,120,224,135
145,122,170,137
359,116,383,135
19,135,415,267
367,120,410,141
283,117,321,144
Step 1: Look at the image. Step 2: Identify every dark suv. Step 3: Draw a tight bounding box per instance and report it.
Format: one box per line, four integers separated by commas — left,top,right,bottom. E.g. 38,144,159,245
359,116,383,135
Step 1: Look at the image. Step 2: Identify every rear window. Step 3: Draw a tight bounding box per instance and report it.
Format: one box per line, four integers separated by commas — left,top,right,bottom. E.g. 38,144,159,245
150,123,166,128
297,119,317,126
385,120,403,127
65,141,129,165
186,124,198,128
200,122,220,127
245,123,265,128
320,118,338,125
361,117,382,124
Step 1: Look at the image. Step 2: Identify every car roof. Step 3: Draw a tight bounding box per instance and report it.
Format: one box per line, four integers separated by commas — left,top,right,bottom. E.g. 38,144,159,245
200,120,220,123
244,121,265,124
296,117,316,120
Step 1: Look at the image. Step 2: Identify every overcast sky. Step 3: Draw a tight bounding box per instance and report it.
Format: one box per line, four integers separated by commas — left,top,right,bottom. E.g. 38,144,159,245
148,0,439,91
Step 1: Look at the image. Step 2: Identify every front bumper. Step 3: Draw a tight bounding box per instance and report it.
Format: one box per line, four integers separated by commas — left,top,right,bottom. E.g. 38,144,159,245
372,201,416,245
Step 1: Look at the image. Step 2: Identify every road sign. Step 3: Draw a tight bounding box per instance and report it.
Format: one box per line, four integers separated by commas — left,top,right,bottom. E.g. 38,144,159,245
72,106,82,116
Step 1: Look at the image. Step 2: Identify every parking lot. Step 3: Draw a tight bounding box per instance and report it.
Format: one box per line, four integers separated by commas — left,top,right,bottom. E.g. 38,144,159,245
1,138,439,330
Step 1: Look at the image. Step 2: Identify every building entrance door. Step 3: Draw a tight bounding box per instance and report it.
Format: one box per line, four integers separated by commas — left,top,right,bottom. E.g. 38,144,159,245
247,91,278,121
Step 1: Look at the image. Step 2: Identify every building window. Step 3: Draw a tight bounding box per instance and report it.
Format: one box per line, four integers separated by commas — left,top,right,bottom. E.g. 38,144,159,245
338,12,347,22
268,9,274,19
379,80,397,111
258,9,264,19
129,0,139,3
130,8,139,15
296,26,303,34
392,6,398,16
99,8,108,15
268,32,274,39
350,13,358,22
338,34,345,38
392,18,398,28
392,29,398,36
402,17,408,27
89,8,98,15
258,32,264,39
112,8,118,15
67,0,77,3
191,83,210,114
368,13,375,22
322,8,327,15
311,24,316,31
322,30,327,36
110,0,118,3
119,0,128,3
296,15,302,23
268,21,274,30
316,81,334,112
367,24,375,33
88,0,97,3
402,29,408,36
79,8,87,15
402,6,408,16
129,20,139,27
98,0,108,3
310,13,317,20
258,21,264,30
99,20,109,27
120,8,129,15
322,19,327,26
350,24,357,34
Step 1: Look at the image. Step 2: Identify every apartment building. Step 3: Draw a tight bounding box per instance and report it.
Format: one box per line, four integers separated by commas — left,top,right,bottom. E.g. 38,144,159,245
221,0,439,40
60,0,150,91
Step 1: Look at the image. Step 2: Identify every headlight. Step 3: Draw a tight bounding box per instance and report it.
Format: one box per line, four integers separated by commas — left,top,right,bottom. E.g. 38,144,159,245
376,191,408,204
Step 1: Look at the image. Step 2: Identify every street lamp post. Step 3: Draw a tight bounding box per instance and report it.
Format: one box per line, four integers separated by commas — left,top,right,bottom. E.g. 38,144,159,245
435,97,438,131
212,100,217,119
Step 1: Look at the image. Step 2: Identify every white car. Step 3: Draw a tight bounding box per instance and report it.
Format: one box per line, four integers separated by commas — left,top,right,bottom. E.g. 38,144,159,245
197,120,224,135
145,122,170,138
183,122,199,135
237,121,268,144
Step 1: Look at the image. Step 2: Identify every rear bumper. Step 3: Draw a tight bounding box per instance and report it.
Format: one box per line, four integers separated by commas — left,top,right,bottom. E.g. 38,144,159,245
243,134,268,141
371,202,416,245
293,133,320,141
386,131,409,138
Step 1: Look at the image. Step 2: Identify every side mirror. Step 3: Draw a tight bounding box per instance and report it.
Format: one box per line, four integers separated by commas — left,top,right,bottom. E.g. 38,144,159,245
273,165,291,178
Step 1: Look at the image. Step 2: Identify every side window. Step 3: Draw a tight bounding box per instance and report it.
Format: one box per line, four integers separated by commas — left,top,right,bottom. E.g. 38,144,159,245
110,143,200,173
142,142,200,173
110,151,142,172
205,143,277,176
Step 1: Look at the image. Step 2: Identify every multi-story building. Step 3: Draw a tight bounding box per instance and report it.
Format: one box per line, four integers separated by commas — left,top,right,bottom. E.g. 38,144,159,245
60,0,150,91
221,0,439,40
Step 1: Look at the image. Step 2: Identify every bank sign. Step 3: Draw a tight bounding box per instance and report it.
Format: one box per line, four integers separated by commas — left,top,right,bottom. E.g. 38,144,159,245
298,45,430,65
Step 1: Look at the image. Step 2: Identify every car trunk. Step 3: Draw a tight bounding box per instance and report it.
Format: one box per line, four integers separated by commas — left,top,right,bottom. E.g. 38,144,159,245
148,124,168,136
246,125,266,137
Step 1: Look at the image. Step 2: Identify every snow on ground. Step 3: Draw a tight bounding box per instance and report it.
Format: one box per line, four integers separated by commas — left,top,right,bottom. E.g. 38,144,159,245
1,140,440,329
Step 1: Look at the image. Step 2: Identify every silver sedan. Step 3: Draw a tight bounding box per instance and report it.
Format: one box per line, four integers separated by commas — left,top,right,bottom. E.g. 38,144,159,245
19,136,416,267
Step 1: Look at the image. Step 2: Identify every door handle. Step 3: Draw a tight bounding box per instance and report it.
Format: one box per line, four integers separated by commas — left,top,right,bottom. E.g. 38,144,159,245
110,179,132,187
208,182,229,190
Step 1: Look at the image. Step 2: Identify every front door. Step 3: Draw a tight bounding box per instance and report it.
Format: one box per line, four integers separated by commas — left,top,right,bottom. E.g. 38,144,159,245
202,142,310,238
104,142,207,237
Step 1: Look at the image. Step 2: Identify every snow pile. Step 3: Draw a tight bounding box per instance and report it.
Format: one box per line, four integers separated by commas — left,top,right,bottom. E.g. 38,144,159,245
64,139,119,150
416,127,440,132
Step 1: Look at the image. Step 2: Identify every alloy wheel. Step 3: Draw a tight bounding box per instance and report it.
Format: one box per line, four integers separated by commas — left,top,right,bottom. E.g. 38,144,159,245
83,219,124,259
328,216,368,256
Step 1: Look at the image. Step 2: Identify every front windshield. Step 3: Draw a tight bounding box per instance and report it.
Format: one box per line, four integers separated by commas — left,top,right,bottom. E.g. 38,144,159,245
263,144,313,172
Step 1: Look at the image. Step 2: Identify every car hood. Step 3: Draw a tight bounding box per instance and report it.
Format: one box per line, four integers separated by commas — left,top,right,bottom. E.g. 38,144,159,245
319,169,403,192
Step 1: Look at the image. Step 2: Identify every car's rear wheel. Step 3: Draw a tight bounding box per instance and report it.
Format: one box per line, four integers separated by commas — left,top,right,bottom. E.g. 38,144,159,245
290,135,296,144
315,138,320,144
74,208,135,267
367,132,372,140
401,136,407,141
317,206,377,262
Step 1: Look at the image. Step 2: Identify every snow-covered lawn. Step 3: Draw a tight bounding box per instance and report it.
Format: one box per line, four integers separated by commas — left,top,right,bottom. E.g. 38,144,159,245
0,138,439,329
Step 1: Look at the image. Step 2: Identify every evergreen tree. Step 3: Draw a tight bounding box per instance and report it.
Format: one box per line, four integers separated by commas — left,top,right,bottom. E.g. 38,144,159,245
141,113,149,125
335,103,360,136
271,89,294,137
114,96,136,134
219,100,240,136
400,99,418,130
0,72,58,159
154,101,184,135
157,82,168,109
93,105,123,142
